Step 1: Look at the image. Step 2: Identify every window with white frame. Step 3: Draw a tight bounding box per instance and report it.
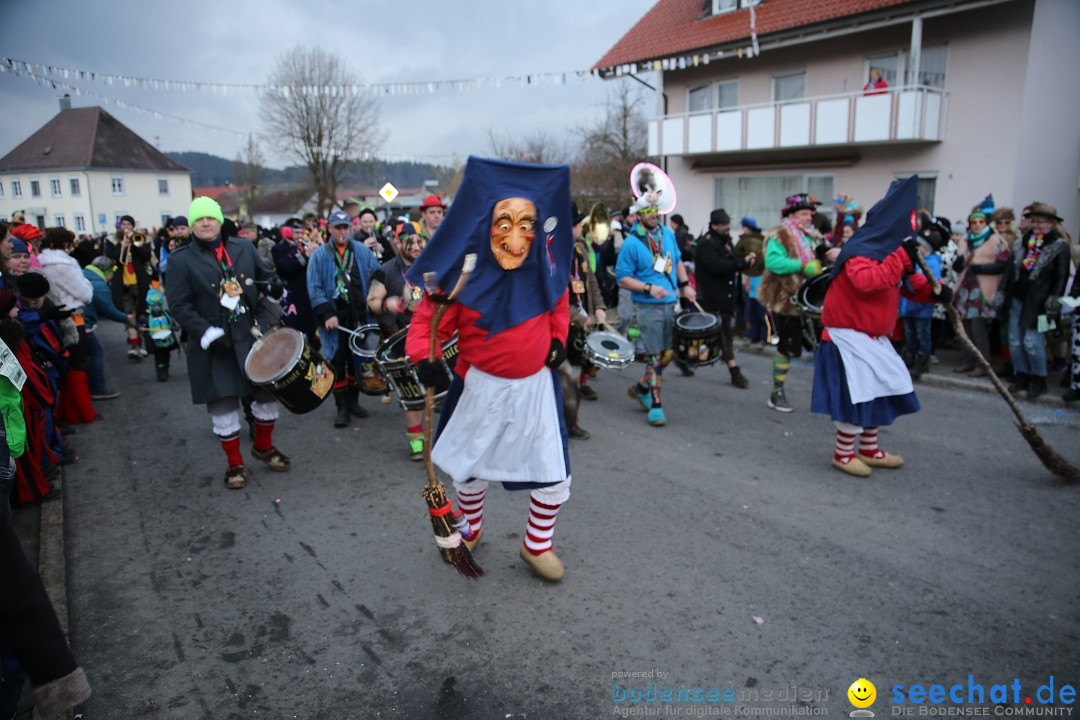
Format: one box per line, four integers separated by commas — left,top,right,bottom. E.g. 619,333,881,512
11,181,21,198
0,182,4,199
30,179,41,198
865,45,947,89
53,214,65,228
688,84,712,114
711,0,755,15
916,176,937,214
160,213,171,227
50,177,62,197
867,53,900,86
74,214,86,232
917,46,947,89
717,80,739,109
111,176,125,195
158,178,169,195
69,177,81,196
773,69,805,102
714,173,835,229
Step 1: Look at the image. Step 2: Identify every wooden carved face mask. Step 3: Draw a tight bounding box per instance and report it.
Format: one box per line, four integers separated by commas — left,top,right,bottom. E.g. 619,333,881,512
490,197,536,271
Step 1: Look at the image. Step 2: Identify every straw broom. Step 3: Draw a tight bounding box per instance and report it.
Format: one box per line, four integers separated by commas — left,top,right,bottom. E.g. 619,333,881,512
914,253,1080,481
420,255,484,578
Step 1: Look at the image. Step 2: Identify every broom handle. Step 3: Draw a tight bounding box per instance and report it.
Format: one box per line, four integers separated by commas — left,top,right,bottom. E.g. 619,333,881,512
422,255,478,490
913,253,1031,428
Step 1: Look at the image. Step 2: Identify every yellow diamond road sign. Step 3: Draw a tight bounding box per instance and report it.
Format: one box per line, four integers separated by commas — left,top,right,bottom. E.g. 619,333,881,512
379,183,399,203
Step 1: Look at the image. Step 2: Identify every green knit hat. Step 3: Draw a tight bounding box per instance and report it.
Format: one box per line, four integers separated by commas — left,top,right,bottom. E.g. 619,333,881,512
188,196,224,224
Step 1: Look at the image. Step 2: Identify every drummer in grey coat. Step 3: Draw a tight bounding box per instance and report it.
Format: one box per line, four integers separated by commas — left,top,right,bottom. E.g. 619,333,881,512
166,196,290,490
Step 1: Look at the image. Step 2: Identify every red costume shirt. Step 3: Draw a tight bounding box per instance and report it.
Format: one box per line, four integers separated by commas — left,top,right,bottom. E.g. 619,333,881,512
406,290,570,379
821,248,934,341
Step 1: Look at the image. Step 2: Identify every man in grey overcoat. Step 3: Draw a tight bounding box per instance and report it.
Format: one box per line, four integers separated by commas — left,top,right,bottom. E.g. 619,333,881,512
166,197,289,489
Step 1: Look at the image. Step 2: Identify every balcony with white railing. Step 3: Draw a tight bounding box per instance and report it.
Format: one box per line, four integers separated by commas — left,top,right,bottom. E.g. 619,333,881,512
649,86,948,157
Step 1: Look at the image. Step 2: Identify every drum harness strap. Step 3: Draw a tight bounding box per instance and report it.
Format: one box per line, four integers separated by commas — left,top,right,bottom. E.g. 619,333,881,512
636,230,677,295
213,243,251,325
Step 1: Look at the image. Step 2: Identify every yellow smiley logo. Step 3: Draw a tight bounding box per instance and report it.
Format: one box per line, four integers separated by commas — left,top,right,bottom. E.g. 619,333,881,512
848,678,877,709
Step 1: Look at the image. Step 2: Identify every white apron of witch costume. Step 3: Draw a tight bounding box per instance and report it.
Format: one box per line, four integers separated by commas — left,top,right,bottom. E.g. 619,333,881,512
811,176,940,477
404,157,573,580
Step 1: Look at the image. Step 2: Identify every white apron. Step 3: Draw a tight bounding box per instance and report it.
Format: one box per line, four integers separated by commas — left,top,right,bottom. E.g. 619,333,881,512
433,366,566,485
827,328,913,404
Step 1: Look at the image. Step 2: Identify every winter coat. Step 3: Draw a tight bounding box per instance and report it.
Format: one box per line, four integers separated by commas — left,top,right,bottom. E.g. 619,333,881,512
271,239,317,342
306,239,379,360
81,267,129,327
953,232,1010,305
899,253,941,319
104,233,154,314
759,225,817,316
993,230,1071,331
694,229,749,315
37,250,93,311
165,236,279,405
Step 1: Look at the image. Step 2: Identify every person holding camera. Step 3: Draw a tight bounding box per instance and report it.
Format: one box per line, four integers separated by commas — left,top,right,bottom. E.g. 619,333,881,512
166,197,289,490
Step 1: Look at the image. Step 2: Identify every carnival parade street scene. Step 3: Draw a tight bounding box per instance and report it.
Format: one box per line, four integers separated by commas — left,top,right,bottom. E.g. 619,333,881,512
0,0,1078,718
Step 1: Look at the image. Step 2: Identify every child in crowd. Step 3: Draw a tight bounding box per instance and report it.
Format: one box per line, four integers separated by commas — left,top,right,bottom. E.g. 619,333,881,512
140,286,178,382
899,237,942,380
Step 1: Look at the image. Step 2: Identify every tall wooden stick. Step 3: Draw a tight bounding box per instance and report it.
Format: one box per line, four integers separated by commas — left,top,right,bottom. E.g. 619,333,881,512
419,255,484,578
914,253,1080,481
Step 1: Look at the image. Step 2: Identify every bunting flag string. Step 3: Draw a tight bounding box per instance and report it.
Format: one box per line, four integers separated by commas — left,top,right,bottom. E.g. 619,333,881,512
0,56,600,97
0,62,246,137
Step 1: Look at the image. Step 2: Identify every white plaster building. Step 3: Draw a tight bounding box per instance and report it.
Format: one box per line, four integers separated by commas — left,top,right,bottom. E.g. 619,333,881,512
0,97,192,234
595,0,1080,234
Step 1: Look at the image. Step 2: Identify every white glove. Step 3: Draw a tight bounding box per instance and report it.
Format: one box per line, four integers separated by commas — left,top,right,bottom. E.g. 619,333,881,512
200,326,226,350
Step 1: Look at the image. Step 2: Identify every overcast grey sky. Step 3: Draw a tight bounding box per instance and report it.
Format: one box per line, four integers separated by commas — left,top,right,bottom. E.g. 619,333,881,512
0,0,658,169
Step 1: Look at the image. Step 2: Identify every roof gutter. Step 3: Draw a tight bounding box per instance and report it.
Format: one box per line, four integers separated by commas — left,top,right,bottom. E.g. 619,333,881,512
597,0,1017,78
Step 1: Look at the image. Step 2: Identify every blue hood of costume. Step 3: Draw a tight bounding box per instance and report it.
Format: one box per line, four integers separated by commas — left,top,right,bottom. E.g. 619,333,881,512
405,156,573,337
831,175,919,279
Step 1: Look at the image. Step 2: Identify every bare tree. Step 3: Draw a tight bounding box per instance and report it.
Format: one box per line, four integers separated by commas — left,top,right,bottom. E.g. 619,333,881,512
232,133,265,220
261,47,384,217
484,127,568,165
572,79,651,209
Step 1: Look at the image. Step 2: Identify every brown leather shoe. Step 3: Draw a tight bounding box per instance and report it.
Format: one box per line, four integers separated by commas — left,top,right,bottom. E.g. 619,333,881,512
859,451,904,468
831,456,872,477
225,465,247,489
251,446,291,472
361,375,388,394
519,545,565,581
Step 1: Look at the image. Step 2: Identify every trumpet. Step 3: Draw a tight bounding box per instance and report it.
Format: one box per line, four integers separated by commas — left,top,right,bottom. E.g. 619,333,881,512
119,232,146,267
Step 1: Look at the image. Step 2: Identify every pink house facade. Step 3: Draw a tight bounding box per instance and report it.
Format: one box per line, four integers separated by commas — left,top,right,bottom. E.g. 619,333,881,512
595,0,1079,235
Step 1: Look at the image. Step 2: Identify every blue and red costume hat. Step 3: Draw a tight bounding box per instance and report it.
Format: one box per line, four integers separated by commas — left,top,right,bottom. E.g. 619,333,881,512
405,156,573,337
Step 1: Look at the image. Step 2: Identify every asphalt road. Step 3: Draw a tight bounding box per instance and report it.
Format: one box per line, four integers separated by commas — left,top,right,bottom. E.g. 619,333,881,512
63,323,1080,719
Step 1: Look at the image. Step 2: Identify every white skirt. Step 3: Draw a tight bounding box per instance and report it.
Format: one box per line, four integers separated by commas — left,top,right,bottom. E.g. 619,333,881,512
433,366,567,485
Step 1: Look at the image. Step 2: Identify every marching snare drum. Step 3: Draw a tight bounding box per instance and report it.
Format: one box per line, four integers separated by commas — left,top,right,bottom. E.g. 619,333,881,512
674,312,722,366
244,327,335,414
375,327,460,411
794,273,831,316
583,331,635,370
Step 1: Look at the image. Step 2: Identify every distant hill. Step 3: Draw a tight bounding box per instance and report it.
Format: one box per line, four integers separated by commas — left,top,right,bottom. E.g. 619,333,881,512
168,151,453,189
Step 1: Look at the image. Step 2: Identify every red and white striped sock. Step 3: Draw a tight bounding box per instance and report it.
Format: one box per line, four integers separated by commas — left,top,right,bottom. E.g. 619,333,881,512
523,494,562,556
457,486,487,535
834,428,858,464
858,426,886,460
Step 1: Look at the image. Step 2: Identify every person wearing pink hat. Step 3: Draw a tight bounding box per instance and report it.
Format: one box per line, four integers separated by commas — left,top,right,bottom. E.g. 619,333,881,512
418,195,446,240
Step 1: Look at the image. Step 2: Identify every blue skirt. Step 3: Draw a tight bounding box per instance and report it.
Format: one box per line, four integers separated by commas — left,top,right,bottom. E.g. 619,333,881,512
811,341,920,427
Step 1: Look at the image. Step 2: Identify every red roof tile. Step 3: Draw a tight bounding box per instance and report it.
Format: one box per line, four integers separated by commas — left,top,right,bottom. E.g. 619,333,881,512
594,0,914,71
